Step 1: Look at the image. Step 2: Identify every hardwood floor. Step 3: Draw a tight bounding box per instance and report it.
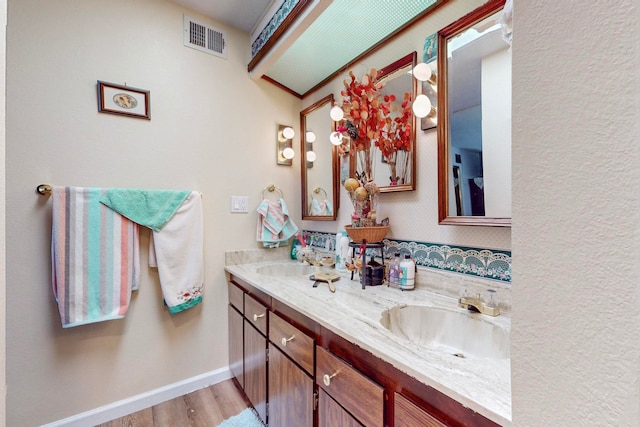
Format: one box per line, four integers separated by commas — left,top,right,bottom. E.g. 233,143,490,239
96,379,252,427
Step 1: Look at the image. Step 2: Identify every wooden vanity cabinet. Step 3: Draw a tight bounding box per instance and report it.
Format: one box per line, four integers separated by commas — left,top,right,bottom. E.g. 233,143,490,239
268,312,315,426
395,392,446,427
228,283,244,388
318,389,363,427
227,283,268,425
228,275,501,427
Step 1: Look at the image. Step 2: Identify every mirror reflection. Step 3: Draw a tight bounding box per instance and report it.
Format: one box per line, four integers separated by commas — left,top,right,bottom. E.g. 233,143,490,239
373,53,417,190
438,2,511,226
336,52,417,193
301,94,339,220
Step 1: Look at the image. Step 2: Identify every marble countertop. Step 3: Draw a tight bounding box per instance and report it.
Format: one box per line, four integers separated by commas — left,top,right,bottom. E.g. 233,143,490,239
225,255,511,426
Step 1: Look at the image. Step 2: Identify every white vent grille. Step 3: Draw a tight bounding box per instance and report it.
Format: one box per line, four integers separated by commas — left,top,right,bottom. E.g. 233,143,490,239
183,15,227,59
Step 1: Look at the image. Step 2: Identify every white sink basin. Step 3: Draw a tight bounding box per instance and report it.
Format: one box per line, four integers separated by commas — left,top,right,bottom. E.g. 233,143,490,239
380,305,510,359
255,263,314,277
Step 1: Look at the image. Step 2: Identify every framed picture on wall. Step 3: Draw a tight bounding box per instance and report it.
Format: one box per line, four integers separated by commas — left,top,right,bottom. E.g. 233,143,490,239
97,81,150,120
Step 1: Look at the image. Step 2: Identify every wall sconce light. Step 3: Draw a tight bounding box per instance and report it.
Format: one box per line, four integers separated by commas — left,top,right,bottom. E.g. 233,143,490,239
412,94,433,118
413,62,437,88
277,124,295,165
412,62,438,126
329,105,344,121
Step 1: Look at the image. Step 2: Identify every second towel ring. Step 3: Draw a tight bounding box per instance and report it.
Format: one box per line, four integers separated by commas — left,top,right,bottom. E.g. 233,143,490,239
262,184,284,200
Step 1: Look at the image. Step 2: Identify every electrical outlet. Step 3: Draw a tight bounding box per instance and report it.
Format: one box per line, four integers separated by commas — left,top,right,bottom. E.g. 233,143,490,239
230,196,249,213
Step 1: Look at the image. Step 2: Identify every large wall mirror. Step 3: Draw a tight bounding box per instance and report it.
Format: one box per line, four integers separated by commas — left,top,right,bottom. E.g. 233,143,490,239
437,0,511,226
301,94,339,220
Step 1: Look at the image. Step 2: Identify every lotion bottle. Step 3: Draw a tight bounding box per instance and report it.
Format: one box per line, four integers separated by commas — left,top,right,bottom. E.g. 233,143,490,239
399,255,415,290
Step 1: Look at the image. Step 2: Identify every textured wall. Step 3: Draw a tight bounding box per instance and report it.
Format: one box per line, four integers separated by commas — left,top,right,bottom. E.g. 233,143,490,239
300,0,511,252
5,0,301,425
511,1,640,425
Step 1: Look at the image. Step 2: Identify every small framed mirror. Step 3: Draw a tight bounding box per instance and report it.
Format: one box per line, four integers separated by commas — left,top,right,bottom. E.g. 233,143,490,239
301,94,339,220
437,0,511,226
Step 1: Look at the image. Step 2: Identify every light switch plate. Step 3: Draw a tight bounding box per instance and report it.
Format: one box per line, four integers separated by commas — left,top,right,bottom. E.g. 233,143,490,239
230,196,249,213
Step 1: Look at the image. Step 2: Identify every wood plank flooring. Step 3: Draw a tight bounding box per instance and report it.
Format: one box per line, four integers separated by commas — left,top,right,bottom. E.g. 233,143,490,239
96,379,252,427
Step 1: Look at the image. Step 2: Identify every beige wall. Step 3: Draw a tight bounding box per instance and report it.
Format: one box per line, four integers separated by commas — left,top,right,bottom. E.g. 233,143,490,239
300,0,511,251
1,0,6,424
5,0,301,425
512,0,640,425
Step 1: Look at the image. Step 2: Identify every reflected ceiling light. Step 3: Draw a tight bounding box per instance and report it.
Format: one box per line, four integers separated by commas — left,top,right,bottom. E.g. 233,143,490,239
282,126,295,139
306,151,317,162
282,147,295,159
306,131,316,142
330,105,344,121
412,94,432,118
329,131,344,146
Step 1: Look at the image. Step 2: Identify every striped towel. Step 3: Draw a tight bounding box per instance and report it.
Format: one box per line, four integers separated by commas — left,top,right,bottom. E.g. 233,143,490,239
51,187,140,328
256,198,298,248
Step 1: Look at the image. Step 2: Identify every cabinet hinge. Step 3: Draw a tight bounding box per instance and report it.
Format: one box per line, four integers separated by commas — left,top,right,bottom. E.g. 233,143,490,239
313,391,318,411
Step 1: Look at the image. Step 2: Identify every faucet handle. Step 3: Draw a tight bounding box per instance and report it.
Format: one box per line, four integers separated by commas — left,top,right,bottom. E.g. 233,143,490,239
484,289,498,308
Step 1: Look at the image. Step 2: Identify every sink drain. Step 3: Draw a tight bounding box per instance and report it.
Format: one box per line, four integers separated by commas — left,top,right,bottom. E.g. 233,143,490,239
452,352,466,358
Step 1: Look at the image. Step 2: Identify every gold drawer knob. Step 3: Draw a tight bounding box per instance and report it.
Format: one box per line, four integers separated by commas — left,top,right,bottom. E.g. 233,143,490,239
323,372,338,386
281,335,295,346
253,313,265,322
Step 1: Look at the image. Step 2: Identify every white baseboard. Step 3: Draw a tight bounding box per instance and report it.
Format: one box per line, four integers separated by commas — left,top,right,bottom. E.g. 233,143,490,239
42,366,232,427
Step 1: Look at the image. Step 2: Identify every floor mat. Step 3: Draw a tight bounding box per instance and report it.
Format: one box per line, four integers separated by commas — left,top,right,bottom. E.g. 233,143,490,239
217,407,263,427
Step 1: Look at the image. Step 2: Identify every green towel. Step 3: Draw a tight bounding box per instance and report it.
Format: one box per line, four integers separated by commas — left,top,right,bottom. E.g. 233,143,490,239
100,188,191,231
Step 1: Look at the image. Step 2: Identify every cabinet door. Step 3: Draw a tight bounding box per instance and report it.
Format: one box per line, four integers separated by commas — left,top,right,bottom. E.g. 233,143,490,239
268,342,313,427
244,320,267,424
395,393,445,427
318,389,362,427
228,305,243,388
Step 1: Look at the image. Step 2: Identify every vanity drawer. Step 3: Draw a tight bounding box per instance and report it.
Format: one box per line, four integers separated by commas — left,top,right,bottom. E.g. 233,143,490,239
245,294,268,335
316,346,384,427
228,282,244,313
269,312,314,375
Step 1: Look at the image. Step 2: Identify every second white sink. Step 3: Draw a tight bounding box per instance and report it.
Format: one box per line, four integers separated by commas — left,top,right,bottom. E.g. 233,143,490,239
380,305,510,359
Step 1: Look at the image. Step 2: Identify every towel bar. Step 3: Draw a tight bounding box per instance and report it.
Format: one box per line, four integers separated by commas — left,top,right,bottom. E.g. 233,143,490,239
36,184,52,195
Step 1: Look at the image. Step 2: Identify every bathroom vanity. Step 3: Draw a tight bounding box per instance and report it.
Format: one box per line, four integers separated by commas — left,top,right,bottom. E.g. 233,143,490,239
225,256,511,426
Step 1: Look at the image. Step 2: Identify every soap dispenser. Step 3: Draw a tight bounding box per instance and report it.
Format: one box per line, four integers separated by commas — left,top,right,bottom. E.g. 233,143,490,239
399,255,415,290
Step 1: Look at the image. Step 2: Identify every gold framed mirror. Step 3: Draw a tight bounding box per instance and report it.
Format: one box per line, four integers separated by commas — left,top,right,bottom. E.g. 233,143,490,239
300,94,339,220
337,52,418,193
437,0,511,227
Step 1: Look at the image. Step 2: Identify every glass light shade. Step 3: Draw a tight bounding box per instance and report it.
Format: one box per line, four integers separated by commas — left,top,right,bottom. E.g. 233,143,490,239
306,131,316,142
282,147,295,159
329,105,344,121
412,94,432,118
306,151,317,162
329,131,344,146
282,126,295,139
412,62,432,81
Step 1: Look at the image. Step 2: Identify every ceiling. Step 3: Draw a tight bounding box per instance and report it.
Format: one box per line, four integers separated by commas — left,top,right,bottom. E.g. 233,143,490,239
171,0,273,33
172,0,441,97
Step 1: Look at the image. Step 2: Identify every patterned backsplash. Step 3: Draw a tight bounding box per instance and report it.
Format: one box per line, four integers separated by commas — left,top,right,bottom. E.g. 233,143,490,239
300,230,512,284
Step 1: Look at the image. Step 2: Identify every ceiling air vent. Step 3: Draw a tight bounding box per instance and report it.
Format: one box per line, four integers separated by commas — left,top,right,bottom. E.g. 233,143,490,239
183,15,227,59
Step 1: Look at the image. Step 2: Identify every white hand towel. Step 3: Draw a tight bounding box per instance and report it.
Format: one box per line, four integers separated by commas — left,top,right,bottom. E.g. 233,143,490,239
149,191,204,313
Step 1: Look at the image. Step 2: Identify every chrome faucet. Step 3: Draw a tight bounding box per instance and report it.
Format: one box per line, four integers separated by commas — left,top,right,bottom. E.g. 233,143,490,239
458,291,500,317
